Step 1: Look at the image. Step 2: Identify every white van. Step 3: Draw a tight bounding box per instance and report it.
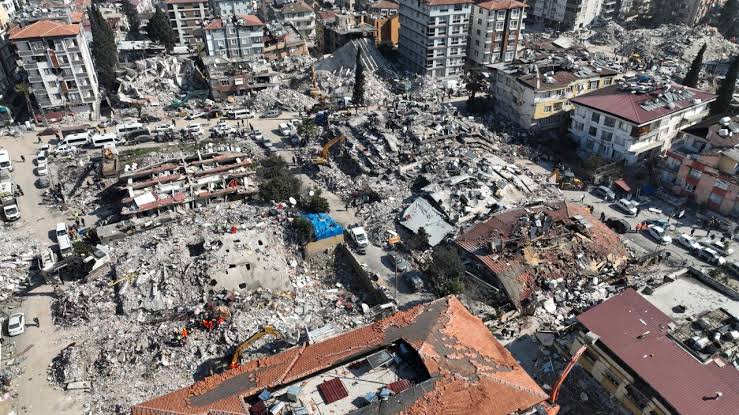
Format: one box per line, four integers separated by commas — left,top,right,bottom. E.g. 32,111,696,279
116,122,144,138
62,132,90,147
55,223,73,257
91,133,118,148
0,149,11,172
227,109,254,120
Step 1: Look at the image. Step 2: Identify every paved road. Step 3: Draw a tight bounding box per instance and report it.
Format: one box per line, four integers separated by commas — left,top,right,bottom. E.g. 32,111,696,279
0,133,84,415
562,188,739,271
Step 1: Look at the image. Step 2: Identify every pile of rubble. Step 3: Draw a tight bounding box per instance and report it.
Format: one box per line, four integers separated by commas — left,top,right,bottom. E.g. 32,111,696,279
248,86,318,112
0,230,36,301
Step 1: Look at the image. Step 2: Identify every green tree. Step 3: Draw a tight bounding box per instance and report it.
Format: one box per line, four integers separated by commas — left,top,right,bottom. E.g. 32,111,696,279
297,118,319,143
87,6,118,92
718,0,738,38
303,189,330,213
465,71,486,99
259,174,301,202
15,83,36,123
682,43,706,88
293,217,313,244
710,55,738,116
121,0,140,35
351,48,365,110
426,245,465,296
146,5,176,51
408,227,430,250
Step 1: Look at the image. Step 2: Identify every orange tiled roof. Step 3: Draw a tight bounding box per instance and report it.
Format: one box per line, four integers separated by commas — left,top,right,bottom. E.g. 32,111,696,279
477,0,527,10
9,20,80,40
131,296,553,415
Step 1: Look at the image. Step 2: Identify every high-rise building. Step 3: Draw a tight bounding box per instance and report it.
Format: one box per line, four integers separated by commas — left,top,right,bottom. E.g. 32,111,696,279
526,0,604,30
165,0,211,46
468,0,526,67
650,0,724,26
210,0,255,18
10,20,100,114
202,15,264,58
398,0,472,78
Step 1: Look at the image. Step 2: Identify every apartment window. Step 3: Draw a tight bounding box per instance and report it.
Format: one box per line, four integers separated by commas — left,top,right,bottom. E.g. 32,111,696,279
220,80,229,86
682,181,697,192
230,39,237,45
589,126,598,137
509,20,518,30
715,179,729,190
475,39,480,46
504,51,514,61
454,4,462,10
497,10,506,20
229,27,235,34
476,29,481,35
604,117,616,127
495,21,504,31
688,168,702,179
574,121,584,131
709,192,723,204
589,80,599,89
591,113,600,123
511,8,520,18
603,78,612,86
553,102,563,111
477,18,482,25
544,105,552,113
602,131,613,142
602,370,620,387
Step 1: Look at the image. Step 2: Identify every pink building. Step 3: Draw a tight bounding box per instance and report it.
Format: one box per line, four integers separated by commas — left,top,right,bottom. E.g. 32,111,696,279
660,115,739,216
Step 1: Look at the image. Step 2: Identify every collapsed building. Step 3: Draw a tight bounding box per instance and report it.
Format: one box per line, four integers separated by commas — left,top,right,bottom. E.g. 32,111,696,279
116,152,257,217
132,296,560,415
456,201,629,312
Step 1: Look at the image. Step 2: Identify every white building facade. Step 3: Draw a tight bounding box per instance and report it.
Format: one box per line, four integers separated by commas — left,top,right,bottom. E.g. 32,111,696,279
398,0,471,78
468,0,526,67
527,0,604,30
10,20,100,114
166,0,211,46
203,15,264,58
210,0,255,18
569,82,716,165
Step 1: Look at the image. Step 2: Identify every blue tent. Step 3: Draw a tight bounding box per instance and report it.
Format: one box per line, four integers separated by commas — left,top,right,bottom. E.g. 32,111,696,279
303,213,344,240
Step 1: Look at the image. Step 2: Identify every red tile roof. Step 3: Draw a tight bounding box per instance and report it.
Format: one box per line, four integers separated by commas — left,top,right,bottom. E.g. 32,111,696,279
369,0,400,10
132,297,554,415
477,0,527,10
456,201,628,308
9,20,80,40
577,289,739,415
570,83,717,126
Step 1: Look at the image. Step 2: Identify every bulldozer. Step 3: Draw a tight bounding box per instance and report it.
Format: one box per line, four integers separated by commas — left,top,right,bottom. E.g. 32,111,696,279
311,135,346,165
549,168,585,191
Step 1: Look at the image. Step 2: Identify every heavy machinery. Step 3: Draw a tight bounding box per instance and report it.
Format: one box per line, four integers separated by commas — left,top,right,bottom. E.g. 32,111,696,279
170,90,209,109
549,168,585,191
311,135,346,165
540,343,593,414
229,325,281,369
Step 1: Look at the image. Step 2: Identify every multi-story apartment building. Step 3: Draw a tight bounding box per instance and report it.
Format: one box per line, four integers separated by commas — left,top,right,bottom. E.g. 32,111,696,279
650,0,723,26
526,0,604,30
367,1,400,46
202,15,264,58
165,0,211,46
659,115,739,215
398,0,471,78
468,0,526,67
10,20,100,114
569,77,716,165
272,1,316,40
491,59,619,130
210,0,254,18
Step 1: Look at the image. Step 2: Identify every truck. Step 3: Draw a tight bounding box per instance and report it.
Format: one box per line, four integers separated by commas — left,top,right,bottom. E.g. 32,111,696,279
0,182,19,221
347,225,369,251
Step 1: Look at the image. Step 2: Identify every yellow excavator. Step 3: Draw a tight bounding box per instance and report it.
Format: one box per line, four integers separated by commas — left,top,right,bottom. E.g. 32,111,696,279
312,135,346,165
229,325,281,369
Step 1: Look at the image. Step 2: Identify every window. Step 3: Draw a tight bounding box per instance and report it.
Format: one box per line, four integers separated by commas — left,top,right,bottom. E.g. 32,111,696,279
591,113,600,123
709,192,723,204
509,20,519,30
553,102,563,111
511,8,520,18
602,131,613,141
688,168,702,179
495,21,504,31
604,117,616,127
589,126,598,137
603,78,612,86
544,105,552,113
715,179,729,190
220,80,229,86
504,51,514,61
574,121,584,131
589,80,599,89
602,370,620,387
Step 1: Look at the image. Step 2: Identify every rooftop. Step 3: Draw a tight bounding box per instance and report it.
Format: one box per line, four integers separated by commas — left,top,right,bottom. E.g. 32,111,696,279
132,296,555,415
279,1,314,14
164,0,209,4
578,289,739,415
368,0,399,10
570,76,717,126
501,62,619,92
9,20,80,40
204,15,264,30
477,0,527,10
682,114,739,149
424,0,472,5
456,201,628,309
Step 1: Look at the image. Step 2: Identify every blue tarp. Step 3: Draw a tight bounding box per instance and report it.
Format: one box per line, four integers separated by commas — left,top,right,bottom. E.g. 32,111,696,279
303,213,344,240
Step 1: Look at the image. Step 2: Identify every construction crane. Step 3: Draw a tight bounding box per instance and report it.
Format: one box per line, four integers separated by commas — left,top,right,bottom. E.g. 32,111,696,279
549,345,587,404
229,325,281,369
312,135,346,165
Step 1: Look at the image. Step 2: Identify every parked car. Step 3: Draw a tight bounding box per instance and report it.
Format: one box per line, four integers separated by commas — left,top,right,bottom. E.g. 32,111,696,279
647,225,672,244
605,218,631,234
726,261,739,277
387,253,410,272
186,124,203,135
261,109,282,118
139,114,161,123
251,130,264,142
592,186,616,201
7,312,24,336
615,198,638,216
35,151,48,168
185,112,206,120
52,144,78,156
278,123,292,136
36,165,48,176
403,272,424,292
155,124,174,133
676,234,702,252
697,247,726,265
702,239,734,257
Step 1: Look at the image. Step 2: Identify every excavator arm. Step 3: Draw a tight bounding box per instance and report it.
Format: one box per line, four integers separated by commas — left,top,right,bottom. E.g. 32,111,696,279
312,135,346,165
549,345,588,404
230,325,281,368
